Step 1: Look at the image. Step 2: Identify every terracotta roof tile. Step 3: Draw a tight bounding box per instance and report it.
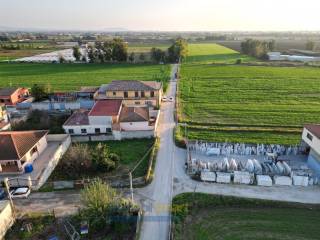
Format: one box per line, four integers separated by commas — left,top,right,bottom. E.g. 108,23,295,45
63,110,89,126
89,100,122,116
305,124,320,139
0,130,48,161
120,106,149,122
0,87,18,96
99,80,161,93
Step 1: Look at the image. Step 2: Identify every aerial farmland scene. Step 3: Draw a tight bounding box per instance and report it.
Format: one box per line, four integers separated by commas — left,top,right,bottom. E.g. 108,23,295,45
0,1,320,240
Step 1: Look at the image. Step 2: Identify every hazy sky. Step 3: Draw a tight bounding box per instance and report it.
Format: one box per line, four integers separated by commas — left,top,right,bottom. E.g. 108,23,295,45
1,0,319,31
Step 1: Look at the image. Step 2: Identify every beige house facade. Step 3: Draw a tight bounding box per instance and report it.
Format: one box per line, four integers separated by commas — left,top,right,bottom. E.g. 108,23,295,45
95,80,162,108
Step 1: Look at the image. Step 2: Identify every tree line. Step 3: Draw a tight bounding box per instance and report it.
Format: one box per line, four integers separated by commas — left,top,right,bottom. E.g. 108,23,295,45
150,38,188,63
241,39,275,59
75,37,188,64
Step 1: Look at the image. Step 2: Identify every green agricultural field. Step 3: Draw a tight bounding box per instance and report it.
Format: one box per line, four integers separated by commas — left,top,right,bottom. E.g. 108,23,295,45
172,193,320,240
0,63,170,91
186,43,254,63
179,64,320,144
178,43,320,145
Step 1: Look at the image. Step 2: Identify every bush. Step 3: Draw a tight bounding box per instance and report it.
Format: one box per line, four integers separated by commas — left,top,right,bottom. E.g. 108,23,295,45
91,143,120,172
236,58,242,64
80,179,138,232
174,126,186,149
54,144,92,178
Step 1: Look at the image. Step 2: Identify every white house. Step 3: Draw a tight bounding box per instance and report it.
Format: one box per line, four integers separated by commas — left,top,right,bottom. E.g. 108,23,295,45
0,105,10,131
63,100,122,135
302,124,320,176
0,130,48,173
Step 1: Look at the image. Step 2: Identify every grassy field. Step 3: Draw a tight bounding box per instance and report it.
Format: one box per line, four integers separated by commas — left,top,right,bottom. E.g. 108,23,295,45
50,138,155,180
178,44,320,145
186,43,254,63
172,193,320,240
0,63,170,91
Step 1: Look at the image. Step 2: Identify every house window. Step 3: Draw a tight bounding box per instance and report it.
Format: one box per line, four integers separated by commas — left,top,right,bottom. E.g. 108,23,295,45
307,133,313,141
81,128,87,134
141,91,145,97
31,146,38,155
135,91,139,97
106,128,112,133
135,101,140,105
95,128,101,134
124,92,128,98
113,92,116,96
150,91,155,97
68,129,74,134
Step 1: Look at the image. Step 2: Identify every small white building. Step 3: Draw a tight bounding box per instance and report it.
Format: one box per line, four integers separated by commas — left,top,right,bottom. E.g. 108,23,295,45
302,124,320,176
0,130,48,173
267,52,320,62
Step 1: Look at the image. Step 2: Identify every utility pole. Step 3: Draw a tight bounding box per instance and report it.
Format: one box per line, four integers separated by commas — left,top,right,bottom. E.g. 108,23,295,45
129,172,134,202
4,177,15,218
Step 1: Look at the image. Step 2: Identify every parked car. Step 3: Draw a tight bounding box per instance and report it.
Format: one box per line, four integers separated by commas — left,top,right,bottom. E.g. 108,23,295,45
162,96,168,102
168,97,174,102
0,188,6,200
10,187,31,199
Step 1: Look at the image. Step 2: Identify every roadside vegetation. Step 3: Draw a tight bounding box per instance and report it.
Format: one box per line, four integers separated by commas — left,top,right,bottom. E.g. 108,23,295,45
172,193,320,240
6,181,139,240
178,43,320,144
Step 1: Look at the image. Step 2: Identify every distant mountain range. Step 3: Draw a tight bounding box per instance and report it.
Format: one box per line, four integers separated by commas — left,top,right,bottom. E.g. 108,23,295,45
0,26,130,32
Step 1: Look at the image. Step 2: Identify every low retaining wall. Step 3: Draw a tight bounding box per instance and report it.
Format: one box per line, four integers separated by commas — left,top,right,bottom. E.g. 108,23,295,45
0,201,14,239
119,130,155,140
34,135,71,190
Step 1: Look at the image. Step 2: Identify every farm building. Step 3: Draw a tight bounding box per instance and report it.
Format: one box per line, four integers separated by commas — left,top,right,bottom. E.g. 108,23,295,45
63,99,160,140
95,80,163,108
267,52,320,62
302,124,320,176
14,48,88,63
0,87,30,106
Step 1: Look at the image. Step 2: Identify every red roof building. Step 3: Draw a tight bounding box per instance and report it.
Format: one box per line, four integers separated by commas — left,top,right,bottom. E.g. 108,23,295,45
0,87,29,106
88,100,122,116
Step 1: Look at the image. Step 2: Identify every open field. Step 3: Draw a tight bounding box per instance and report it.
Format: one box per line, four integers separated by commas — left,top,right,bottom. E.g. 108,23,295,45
0,63,170,91
172,193,320,240
179,43,320,144
50,138,155,180
186,43,254,63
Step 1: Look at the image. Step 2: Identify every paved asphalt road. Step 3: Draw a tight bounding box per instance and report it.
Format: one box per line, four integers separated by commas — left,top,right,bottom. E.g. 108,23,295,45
139,64,178,240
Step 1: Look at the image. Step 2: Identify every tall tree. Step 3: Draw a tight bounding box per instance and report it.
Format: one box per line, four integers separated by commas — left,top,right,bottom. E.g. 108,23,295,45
167,38,188,63
151,47,166,63
31,84,51,101
128,52,135,63
306,41,315,51
111,38,128,62
72,45,81,61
